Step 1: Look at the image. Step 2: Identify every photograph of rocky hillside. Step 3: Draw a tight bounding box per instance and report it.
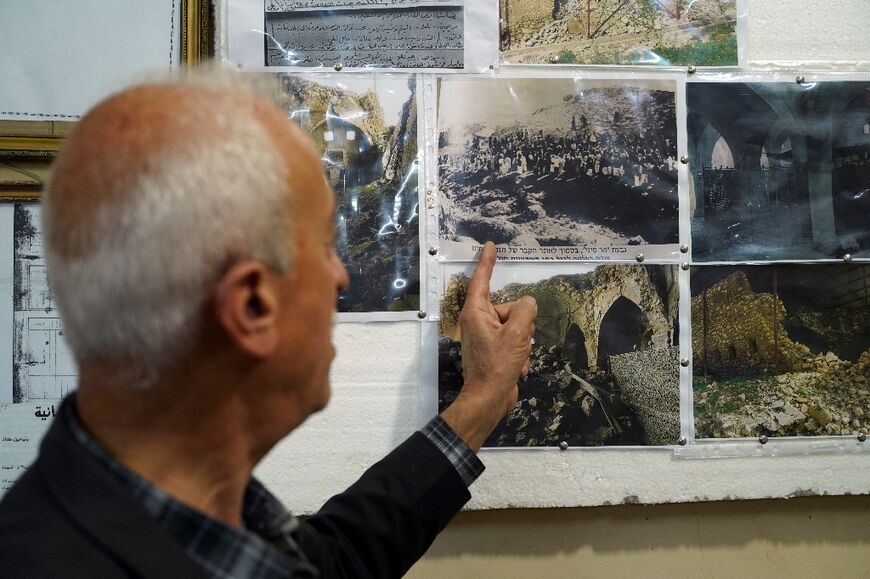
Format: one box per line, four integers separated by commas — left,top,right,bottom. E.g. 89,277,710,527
439,263,680,447
275,75,420,312
501,0,737,65
691,265,870,439
688,81,870,261
437,78,678,259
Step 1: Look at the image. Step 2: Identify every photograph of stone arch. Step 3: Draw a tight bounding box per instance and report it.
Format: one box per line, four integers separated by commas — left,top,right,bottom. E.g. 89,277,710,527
275,74,420,312
500,0,737,66
438,77,679,260
439,263,680,447
691,264,870,439
687,80,870,261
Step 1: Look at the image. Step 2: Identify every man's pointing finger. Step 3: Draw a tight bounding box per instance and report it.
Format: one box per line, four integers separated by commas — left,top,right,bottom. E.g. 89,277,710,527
466,241,496,304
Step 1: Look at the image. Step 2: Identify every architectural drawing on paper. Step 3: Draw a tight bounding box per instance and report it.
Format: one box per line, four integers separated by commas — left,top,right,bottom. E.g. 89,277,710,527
12,204,76,403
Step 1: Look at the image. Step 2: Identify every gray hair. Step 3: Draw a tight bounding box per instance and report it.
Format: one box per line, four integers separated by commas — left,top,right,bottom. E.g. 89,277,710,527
42,73,294,378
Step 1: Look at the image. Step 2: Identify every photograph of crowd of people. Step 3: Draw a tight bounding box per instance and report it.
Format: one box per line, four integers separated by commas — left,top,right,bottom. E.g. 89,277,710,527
438,77,679,259
688,80,870,261
274,74,421,312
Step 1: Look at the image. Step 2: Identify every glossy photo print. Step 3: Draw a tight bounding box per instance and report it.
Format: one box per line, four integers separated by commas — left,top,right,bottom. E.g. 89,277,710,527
500,0,738,66
691,264,870,439
276,74,420,313
437,77,679,261
687,80,870,262
439,263,680,447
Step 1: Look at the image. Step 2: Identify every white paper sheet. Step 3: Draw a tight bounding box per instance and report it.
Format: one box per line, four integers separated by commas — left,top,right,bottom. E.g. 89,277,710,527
0,0,180,120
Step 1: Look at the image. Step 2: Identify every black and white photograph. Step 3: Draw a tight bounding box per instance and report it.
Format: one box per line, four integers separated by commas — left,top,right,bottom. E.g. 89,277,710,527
501,0,738,66
439,263,680,447
437,77,679,261
264,1,465,69
275,74,420,312
692,264,870,439
687,80,870,261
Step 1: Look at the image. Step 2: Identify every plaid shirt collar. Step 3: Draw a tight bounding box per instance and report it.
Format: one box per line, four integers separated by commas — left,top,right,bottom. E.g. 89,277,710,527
63,397,320,579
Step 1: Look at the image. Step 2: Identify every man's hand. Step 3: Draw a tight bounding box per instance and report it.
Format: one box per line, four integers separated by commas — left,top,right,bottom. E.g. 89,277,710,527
440,242,537,452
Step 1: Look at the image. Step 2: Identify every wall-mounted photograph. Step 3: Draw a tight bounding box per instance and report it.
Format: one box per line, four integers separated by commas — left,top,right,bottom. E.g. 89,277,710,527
691,264,870,438
500,0,737,66
438,77,679,261
439,263,680,447
276,74,420,312
688,80,870,261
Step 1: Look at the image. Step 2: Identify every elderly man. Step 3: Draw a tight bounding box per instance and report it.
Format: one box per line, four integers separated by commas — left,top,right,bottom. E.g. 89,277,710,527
0,78,536,578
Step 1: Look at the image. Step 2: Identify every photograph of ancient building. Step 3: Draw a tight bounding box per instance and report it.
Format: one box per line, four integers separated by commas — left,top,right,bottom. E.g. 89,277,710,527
688,81,870,261
438,78,678,259
501,0,737,65
439,263,680,447
691,265,870,439
276,74,420,312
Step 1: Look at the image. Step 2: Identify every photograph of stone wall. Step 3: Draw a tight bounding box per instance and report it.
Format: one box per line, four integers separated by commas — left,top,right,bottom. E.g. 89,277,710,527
438,77,678,260
439,263,680,447
501,0,737,65
688,81,870,261
691,265,870,438
275,74,419,312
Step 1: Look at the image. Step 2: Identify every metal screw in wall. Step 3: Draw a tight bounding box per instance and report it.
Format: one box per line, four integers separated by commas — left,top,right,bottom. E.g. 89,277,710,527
680,155,689,164
559,441,568,451
759,434,769,444
844,253,853,263
859,433,867,443
796,75,806,84
428,247,438,256
687,65,697,74
635,253,645,263
680,244,689,253
681,262,690,271
333,62,344,71
417,311,427,319
680,358,690,367
678,436,687,446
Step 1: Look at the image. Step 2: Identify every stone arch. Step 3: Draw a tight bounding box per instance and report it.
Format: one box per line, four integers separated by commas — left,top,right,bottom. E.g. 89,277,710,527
562,323,588,370
596,296,648,370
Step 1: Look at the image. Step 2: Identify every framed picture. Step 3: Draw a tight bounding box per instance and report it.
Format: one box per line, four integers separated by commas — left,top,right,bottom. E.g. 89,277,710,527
0,0,213,200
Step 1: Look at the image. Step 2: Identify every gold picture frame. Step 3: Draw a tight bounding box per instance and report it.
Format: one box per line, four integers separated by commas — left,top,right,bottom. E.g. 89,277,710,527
0,0,212,200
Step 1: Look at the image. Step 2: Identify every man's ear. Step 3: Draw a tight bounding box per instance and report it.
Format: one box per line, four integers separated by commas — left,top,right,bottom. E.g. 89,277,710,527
213,261,280,358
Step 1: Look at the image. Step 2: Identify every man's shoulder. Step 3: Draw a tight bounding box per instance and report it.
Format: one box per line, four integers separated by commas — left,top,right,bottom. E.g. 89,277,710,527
0,463,126,577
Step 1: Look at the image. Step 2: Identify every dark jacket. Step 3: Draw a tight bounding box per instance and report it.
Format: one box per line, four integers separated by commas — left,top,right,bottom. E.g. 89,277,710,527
0,399,470,578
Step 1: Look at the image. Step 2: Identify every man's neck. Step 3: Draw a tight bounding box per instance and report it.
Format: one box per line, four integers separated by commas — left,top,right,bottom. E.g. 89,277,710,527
74,364,264,528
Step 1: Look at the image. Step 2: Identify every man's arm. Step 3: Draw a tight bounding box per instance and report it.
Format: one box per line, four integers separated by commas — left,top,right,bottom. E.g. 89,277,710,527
440,241,537,451
297,242,536,578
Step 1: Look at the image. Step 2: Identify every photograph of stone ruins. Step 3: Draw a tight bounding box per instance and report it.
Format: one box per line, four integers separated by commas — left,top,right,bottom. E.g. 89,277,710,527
692,265,870,439
500,0,737,65
439,264,680,447
688,81,870,261
275,75,420,312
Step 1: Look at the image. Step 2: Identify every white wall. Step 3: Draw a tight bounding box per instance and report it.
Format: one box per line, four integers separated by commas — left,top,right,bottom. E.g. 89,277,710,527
255,0,870,514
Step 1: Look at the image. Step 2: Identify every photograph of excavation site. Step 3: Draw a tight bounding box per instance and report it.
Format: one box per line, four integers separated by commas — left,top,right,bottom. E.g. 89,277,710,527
500,0,737,66
275,74,420,312
439,263,680,447
691,265,870,439
437,77,679,259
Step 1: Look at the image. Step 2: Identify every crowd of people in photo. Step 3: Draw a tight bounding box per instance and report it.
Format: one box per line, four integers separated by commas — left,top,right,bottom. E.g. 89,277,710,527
441,116,678,192
439,109,681,244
